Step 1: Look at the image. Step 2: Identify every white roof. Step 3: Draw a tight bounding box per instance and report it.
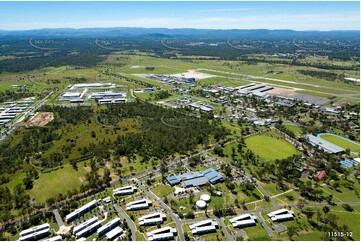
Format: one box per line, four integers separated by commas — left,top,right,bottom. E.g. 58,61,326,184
42,235,62,241
66,200,98,221
146,226,175,237
139,217,164,225
190,219,216,229
191,225,217,234
138,212,165,221
97,217,121,234
19,228,50,241
232,219,256,227
229,213,252,223
20,223,50,236
148,232,174,241
267,208,290,217
126,199,150,206
75,221,102,238
271,213,294,222
73,217,98,234
105,227,124,240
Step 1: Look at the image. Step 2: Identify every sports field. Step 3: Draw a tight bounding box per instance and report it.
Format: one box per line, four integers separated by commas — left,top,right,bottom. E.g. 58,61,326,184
319,134,360,153
245,134,299,161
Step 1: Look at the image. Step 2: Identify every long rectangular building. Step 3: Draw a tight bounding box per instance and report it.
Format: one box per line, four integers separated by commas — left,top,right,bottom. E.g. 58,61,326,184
138,212,166,226
66,200,98,223
20,228,50,241
113,185,137,196
42,235,62,241
73,217,98,235
20,223,50,237
75,221,102,239
305,135,345,154
126,199,151,211
105,227,125,241
97,217,121,237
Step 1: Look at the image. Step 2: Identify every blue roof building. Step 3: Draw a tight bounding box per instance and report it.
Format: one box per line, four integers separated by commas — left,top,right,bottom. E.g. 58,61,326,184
165,176,180,186
166,167,224,187
183,177,209,188
202,168,224,184
339,159,359,169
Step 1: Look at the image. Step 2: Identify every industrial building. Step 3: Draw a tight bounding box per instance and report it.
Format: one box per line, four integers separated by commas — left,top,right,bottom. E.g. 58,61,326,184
98,98,127,104
19,223,51,241
65,200,98,223
138,212,166,226
190,219,218,235
126,199,152,211
62,92,82,100
229,213,257,228
90,91,126,99
113,185,137,196
267,209,294,222
146,226,177,241
69,83,116,90
97,217,121,237
166,167,224,188
305,134,345,154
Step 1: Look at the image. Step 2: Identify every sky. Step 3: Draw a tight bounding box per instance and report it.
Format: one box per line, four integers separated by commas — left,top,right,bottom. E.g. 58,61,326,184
0,1,359,31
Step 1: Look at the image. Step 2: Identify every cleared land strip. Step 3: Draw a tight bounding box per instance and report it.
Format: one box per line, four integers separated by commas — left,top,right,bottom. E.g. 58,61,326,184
197,68,359,97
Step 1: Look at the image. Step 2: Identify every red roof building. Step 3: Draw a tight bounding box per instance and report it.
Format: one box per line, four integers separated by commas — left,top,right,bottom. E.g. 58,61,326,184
315,170,327,181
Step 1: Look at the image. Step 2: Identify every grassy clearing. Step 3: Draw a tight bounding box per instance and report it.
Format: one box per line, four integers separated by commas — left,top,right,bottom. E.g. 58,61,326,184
151,184,175,198
244,222,271,241
28,162,88,203
245,134,299,161
319,134,360,153
284,123,303,137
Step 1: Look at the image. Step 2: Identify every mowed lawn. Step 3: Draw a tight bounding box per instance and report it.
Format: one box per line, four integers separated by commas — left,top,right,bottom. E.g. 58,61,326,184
245,135,299,161
28,162,88,203
284,123,303,137
151,184,175,198
319,134,360,153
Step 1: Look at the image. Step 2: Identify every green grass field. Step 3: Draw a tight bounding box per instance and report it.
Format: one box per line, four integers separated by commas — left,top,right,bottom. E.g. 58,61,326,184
151,184,175,197
28,162,88,203
284,123,303,137
245,134,299,161
319,134,360,153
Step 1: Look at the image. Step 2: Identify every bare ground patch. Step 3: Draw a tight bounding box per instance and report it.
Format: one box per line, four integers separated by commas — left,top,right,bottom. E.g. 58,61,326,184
25,112,54,127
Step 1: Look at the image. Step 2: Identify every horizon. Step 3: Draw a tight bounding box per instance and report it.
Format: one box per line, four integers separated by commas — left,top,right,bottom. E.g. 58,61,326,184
1,26,361,32
0,1,359,31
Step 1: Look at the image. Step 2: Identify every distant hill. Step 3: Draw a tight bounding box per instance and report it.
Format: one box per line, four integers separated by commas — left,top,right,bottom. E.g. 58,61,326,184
0,27,359,40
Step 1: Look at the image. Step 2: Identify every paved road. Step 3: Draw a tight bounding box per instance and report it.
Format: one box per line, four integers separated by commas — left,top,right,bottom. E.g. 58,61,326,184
254,211,274,238
134,179,185,241
215,217,232,241
52,209,64,227
114,204,136,241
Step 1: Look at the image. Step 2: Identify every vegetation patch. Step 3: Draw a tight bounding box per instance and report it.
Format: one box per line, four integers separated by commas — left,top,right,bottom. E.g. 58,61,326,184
245,133,299,161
